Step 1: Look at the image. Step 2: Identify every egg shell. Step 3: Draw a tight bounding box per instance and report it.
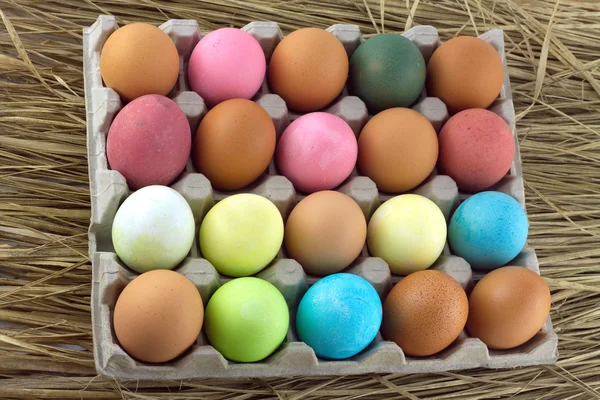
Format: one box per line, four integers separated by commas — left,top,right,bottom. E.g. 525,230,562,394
348,34,426,113
199,194,284,277
204,277,289,362
188,28,266,108
284,191,367,276
276,112,357,193
296,273,382,359
367,194,447,275
107,94,191,190
192,99,276,191
382,270,468,357
427,36,504,114
112,186,195,273
467,266,551,349
437,109,515,193
269,28,349,112
358,108,438,193
100,23,179,102
449,191,528,270
113,270,204,363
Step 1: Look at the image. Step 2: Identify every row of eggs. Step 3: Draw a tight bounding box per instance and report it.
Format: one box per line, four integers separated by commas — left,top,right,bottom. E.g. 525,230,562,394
113,186,527,276
108,95,515,195
115,264,550,365
100,24,504,114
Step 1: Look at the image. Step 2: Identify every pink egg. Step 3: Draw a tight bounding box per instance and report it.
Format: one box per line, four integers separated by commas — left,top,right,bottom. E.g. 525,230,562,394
438,109,515,192
188,28,266,108
276,113,357,193
107,94,191,190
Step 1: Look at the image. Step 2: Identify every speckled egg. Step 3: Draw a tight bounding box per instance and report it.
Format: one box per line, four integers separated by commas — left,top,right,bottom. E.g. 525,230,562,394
438,109,515,193
467,266,551,349
112,186,195,273
296,273,382,359
449,192,528,270
382,270,468,357
367,194,447,275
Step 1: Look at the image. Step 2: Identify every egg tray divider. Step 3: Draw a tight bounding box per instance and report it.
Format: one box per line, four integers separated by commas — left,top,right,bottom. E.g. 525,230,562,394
84,15,558,379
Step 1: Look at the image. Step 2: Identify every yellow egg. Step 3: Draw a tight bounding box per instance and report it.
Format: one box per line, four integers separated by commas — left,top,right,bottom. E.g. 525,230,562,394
199,194,284,277
367,194,446,275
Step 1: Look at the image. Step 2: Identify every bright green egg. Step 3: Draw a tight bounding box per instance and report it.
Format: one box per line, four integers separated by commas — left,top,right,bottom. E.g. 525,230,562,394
204,277,289,362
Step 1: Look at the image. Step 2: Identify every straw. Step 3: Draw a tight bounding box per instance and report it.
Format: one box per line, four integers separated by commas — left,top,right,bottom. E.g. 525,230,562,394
0,0,599,398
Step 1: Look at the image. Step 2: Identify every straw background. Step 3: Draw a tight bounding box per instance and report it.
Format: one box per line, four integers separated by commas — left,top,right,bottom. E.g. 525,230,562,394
0,0,599,398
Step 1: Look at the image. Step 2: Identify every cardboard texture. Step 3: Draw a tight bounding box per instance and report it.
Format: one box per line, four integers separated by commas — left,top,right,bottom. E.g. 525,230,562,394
84,16,558,379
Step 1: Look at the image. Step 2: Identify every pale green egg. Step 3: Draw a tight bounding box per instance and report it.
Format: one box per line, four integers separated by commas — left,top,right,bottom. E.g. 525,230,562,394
199,193,284,277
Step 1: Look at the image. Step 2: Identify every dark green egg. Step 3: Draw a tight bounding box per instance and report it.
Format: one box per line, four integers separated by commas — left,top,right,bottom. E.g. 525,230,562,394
348,34,426,113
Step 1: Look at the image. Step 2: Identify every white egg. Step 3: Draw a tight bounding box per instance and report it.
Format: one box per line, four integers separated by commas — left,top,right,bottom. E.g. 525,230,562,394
112,185,195,273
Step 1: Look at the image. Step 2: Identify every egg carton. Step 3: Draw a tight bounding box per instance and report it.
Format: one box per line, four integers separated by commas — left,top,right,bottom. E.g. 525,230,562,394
84,15,558,379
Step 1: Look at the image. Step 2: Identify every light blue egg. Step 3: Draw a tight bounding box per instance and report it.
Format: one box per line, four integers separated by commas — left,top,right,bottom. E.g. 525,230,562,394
296,273,382,360
449,191,528,270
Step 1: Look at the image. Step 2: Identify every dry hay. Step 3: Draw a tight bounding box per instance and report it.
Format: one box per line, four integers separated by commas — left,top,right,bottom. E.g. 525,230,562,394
0,0,599,399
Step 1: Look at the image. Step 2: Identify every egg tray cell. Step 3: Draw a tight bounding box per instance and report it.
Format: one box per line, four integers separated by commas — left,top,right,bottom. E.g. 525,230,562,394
84,15,558,379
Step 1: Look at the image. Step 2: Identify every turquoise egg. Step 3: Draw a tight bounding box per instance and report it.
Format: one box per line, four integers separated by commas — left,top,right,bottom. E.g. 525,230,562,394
448,191,528,270
296,273,382,360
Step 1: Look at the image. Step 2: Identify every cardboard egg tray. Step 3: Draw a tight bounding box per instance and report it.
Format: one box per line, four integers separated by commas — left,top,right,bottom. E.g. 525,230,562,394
84,15,558,379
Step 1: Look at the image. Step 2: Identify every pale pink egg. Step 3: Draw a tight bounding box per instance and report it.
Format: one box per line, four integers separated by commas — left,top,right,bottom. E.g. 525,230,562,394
276,113,358,193
188,28,266,108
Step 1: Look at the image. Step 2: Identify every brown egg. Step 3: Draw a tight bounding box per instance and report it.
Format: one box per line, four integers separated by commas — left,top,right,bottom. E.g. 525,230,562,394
466,266,551,350
100,23,180,102
269,28,349,112
382,270,468,357
426,36,504,113
193,99,276,190
113,270,203,363
285,191,367,275
358,108,438,193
